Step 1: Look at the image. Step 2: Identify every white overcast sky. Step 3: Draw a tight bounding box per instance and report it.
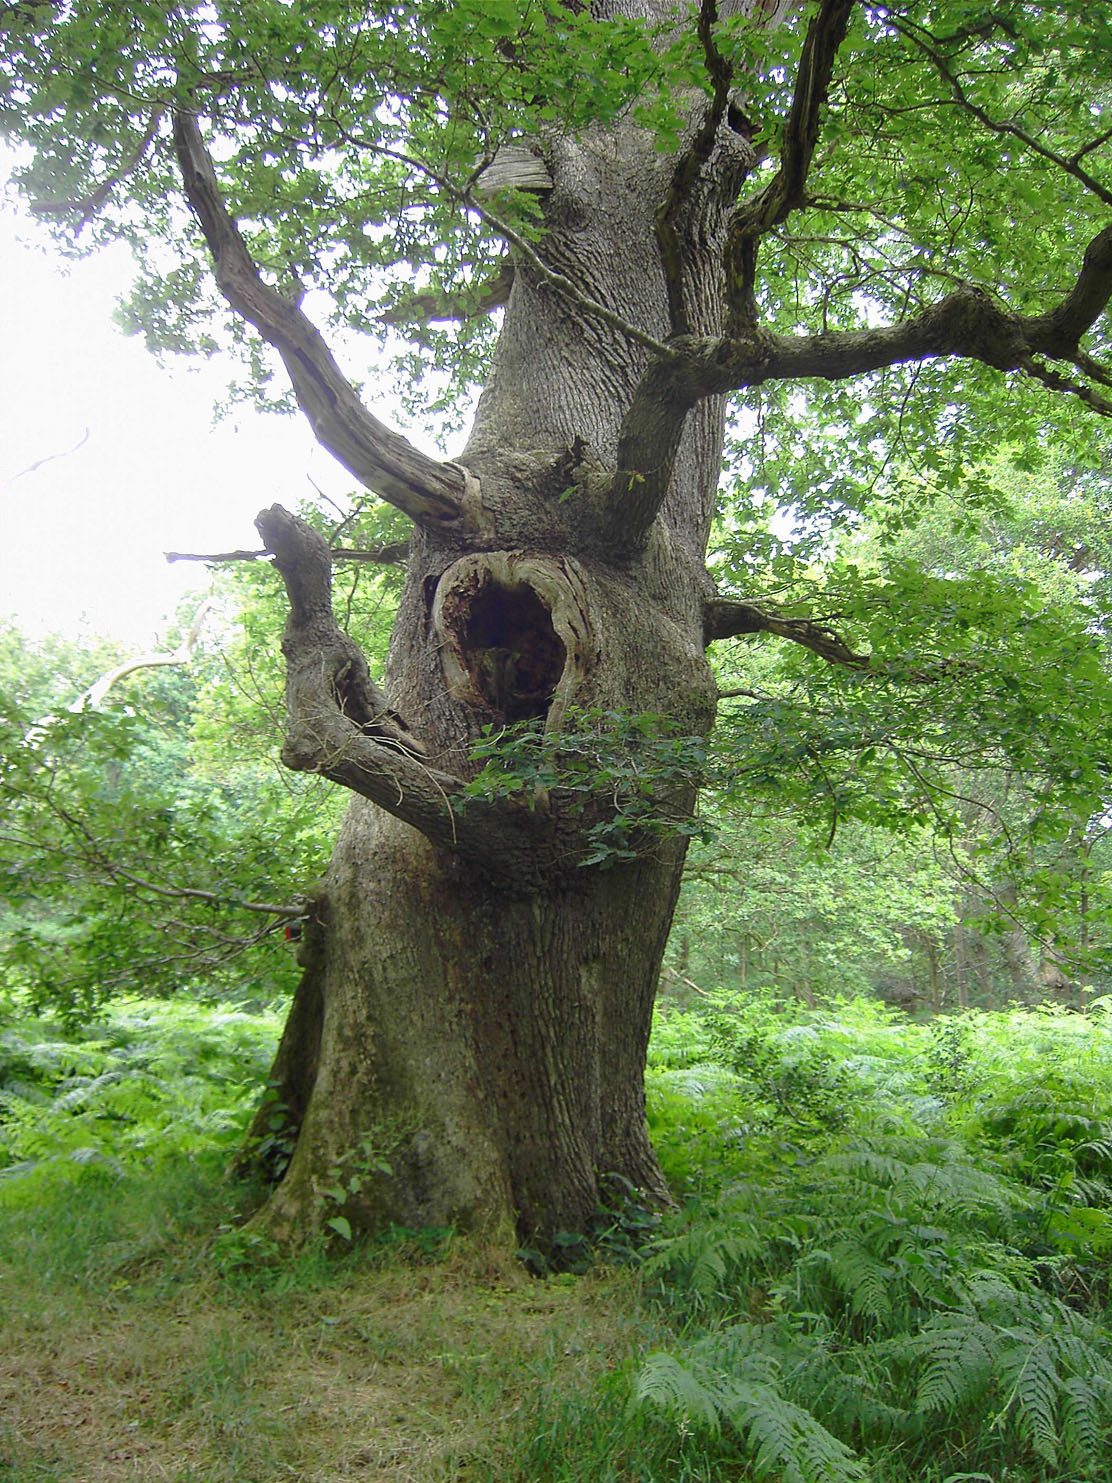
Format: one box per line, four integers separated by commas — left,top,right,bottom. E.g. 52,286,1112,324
0,174,358,647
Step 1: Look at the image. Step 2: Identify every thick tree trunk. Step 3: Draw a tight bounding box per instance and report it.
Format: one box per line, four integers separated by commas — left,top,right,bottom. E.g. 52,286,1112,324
244,533,716,1245
236,43,750,1246
250,811,688,1243
243,453,721,1245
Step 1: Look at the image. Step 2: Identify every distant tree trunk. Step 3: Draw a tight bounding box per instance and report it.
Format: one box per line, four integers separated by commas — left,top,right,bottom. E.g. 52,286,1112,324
674,931,691,977
1039,947,1075,1004
926,938,943,1015
1002,926,1040,1001
952,926,970,1010
968,928,995,1009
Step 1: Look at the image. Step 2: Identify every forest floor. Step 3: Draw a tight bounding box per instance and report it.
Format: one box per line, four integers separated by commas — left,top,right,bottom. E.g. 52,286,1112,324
1,1193,643,1482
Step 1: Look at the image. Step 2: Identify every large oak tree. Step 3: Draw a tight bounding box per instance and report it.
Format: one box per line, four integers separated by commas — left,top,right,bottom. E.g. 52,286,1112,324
4,0,1112,1247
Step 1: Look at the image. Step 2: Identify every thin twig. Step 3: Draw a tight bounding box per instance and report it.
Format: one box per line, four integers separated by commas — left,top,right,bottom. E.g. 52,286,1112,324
165,543,409,566
4,428,90,487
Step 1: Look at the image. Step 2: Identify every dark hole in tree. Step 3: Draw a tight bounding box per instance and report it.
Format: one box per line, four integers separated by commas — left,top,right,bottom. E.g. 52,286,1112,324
726,102,751,136
462,580,566,721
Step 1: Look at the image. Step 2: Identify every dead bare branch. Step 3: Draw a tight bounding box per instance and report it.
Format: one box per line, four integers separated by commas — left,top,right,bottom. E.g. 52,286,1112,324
705,596,870,668
70,597,213,710
3,428,89,486
165,542,410,567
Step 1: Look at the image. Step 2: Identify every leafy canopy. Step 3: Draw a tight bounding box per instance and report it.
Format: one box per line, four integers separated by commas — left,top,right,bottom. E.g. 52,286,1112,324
3,1,1110,447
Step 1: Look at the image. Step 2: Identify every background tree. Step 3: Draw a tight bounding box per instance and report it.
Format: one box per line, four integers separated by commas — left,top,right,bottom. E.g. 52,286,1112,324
680,452,1112,1011
4,0,1112,1249
0,613,311,1022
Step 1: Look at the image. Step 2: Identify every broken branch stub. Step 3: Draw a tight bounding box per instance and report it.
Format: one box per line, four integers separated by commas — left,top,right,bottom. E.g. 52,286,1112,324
255,504,427,759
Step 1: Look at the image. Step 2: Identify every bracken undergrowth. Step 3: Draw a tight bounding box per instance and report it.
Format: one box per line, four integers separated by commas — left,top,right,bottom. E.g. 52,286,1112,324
4,987,1112,1481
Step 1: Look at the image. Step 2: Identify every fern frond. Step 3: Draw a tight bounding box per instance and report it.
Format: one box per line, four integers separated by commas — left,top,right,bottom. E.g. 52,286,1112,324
907,1315,996,1414
829,1239,892,1324
52,1070,125,1111
998,1332,1061,1466
1060,1374,1103,1466
961,1268,1029,1313
690,1234,754,1297
1056,1327,1112,1383
642,1222,765,1300
632,1351,720,1432
690,1319,781,1373
790,1355,914,1445
715,1378,868,1483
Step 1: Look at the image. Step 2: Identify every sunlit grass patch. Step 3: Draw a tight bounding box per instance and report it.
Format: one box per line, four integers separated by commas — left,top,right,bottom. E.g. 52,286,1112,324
1,1226,645,1482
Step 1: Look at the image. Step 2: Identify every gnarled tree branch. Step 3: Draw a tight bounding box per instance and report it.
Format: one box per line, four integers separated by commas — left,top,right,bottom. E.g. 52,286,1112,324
602,0,812,549
256,505,584,890
172,110,474,534
602,220,1112,555
652,221,1112,404
655,0,735,337
705,596,869,668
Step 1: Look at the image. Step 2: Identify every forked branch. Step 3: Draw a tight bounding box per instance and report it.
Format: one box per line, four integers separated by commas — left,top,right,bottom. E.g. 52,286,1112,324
727,0,856,330
603,221,1112,555
705,597,869,668
705,596,969,683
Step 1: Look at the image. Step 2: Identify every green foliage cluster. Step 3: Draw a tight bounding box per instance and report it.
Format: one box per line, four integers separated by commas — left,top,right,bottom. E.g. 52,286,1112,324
0,694,310,1020
465,708,715,866
713,466,1112,851
0,0,715,421
687,456,1112,1005
0,667,318,1021
0,992,282,1199
0,496,409,1024
634,992,1112,1481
